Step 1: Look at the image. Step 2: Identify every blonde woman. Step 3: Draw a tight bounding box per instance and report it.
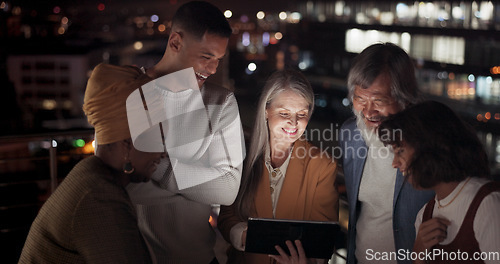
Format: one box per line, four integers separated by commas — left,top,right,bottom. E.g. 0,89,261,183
218,69,339,264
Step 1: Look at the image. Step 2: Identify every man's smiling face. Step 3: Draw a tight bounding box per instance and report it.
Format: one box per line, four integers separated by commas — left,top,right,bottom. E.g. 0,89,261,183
352,73,402,130
178,32,228,88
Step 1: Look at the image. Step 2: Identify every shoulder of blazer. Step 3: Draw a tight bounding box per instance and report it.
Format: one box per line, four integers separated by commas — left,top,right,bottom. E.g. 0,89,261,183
340,117,365,146
339,117,357,142
340,116,357,130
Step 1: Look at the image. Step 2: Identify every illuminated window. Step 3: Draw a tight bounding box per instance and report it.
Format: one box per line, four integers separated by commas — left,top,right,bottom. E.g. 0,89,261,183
431,36,465,65
345,29,410,54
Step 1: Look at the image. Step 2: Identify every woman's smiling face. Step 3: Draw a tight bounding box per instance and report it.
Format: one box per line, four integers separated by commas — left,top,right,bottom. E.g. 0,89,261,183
266,89,310,148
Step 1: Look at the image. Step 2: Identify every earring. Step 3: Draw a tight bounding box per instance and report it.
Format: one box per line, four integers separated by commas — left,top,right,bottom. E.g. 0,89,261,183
123,161,135,174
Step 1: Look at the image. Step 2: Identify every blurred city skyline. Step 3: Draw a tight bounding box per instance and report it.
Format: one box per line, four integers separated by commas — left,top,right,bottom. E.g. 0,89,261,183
2,0,500,138
14,0,298,15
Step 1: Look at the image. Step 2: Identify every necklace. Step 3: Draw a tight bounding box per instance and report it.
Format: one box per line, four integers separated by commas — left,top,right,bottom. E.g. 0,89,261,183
437,177,471,209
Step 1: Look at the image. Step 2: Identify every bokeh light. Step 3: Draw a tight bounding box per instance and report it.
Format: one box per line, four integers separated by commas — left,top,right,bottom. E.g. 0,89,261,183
257,11,265,20
134,41,143,50
279,12,287,20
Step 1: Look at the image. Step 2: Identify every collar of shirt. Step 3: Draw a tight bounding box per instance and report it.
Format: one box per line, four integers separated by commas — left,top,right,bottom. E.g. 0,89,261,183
264,144,293,180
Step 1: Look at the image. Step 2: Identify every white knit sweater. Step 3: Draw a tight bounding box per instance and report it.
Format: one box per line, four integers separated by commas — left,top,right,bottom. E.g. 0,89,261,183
127,78,245,264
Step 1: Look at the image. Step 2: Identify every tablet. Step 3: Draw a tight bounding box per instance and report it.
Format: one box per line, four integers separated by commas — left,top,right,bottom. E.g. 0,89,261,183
245,218,341,259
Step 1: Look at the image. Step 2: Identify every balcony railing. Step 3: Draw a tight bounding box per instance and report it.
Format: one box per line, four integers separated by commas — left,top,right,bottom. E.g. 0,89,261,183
0,129,94,264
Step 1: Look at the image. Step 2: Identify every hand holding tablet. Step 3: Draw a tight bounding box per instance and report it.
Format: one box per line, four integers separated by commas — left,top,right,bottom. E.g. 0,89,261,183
244,218,341,259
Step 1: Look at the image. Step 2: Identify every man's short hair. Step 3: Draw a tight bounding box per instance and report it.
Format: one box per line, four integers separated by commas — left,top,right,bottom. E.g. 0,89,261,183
172,1,232,40
347,42,420,109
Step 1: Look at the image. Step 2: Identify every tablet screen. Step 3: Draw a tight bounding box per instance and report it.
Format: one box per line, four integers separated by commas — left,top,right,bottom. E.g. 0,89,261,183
245,218,340,259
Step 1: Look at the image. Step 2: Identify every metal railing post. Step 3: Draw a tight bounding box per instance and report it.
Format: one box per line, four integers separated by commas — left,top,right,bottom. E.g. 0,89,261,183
49,139,58,193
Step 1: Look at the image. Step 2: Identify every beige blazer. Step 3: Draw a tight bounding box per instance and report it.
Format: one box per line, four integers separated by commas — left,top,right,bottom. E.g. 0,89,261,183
218,138,339,264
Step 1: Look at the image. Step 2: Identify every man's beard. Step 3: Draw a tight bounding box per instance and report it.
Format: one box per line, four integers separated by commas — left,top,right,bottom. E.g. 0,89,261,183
354,110,383,147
